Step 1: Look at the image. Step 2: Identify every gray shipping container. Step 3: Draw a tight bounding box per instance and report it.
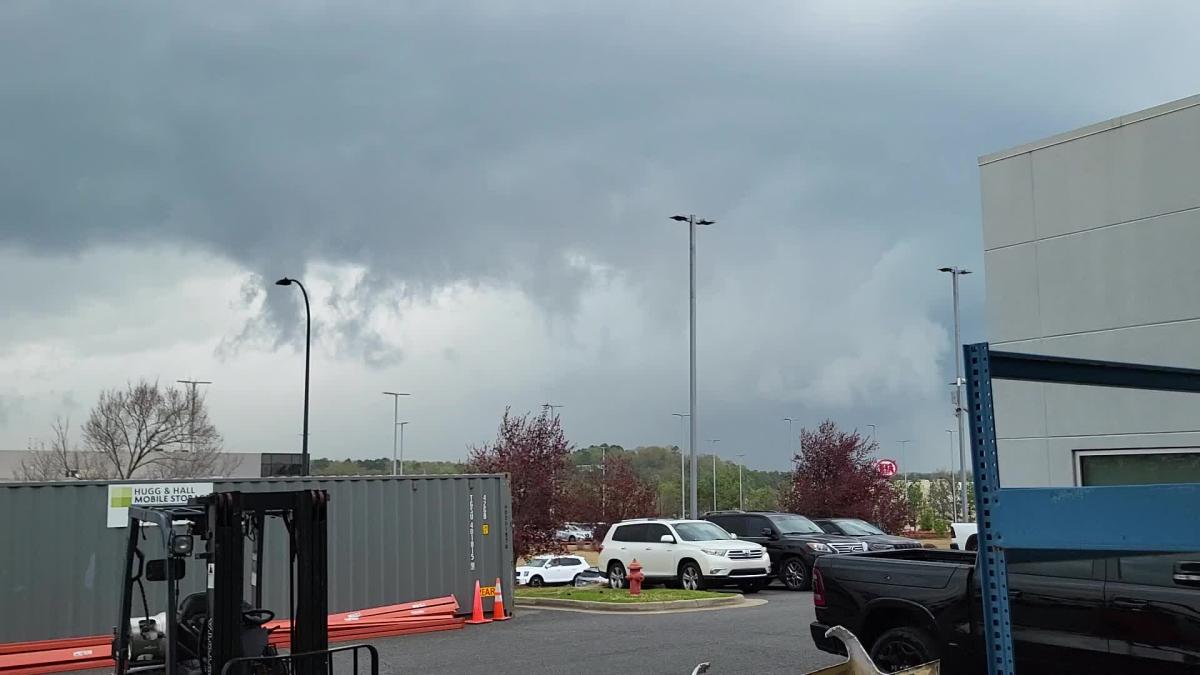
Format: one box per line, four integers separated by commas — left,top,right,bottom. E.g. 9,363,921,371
0,475,513,643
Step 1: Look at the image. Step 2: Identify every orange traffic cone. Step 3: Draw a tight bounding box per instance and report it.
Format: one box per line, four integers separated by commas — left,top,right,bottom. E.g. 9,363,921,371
491,578,510,621
465,580,492,625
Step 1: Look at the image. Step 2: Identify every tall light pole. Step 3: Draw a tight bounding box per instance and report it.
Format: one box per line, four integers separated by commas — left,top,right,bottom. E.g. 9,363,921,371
737,452,746,510
382,392,411,475
939,266,973,521
783,417,796,455
542,403,564,418
673,214,714,518
672,412,690,517
398,421,409,475
945,429,958,521
275,277,312,475
707,439,721,512
176,380,212,453
898,440,911,483
867,424,877,446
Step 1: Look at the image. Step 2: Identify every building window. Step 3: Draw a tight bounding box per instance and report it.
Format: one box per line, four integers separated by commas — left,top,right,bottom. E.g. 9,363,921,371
1076,448,1200,486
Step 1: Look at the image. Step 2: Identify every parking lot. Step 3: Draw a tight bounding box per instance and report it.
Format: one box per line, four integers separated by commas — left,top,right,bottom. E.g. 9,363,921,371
370,588,840,674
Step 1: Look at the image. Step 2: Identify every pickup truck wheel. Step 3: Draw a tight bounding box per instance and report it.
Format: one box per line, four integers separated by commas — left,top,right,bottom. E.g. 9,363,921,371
869,627,940,673
780,558,810,591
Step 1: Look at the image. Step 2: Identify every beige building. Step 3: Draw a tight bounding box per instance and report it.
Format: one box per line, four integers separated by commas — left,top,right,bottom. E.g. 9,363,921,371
980,93,1200,488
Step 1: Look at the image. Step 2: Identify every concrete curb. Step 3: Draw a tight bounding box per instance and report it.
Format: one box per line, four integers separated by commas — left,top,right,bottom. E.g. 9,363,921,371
514,593,745,612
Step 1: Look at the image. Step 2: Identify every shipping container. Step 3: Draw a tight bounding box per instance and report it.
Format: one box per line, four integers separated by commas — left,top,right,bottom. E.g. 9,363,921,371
0,475,513,642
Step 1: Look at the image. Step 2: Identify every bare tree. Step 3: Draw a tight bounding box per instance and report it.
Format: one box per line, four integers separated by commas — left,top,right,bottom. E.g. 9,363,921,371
82,380,229,479
16,417,103,480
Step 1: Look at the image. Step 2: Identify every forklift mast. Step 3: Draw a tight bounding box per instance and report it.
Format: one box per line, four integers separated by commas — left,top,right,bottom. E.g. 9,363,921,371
114,489,331,675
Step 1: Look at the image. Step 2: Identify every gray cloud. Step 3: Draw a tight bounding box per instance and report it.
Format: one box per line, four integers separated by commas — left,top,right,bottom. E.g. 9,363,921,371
4,1,1200,468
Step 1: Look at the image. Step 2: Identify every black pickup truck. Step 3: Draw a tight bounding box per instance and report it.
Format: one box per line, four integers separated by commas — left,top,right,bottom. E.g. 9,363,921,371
811,548,1200,674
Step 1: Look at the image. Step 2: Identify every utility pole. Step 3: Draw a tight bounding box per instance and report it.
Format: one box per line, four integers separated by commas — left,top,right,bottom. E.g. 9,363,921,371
939,266,973,524
737,453,746,510
707,439,721,512
176,380,212,453
672,214,715,518
382,392,411,475
672,413,690,517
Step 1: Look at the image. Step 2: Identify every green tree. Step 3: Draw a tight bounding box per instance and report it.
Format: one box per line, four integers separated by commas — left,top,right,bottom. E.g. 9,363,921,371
905,482,925,530
928,478,955,522
745,486,777,511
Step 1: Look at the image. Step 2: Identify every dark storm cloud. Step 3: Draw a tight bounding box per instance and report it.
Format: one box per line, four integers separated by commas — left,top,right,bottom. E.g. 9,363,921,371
5,1,1200,467
2,2,1003,306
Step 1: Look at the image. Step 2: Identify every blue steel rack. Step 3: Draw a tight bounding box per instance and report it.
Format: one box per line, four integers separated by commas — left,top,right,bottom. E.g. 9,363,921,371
963,343,1200,674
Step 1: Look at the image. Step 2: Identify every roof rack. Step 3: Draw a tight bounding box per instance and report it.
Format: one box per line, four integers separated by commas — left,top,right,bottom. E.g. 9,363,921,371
702,510,746,516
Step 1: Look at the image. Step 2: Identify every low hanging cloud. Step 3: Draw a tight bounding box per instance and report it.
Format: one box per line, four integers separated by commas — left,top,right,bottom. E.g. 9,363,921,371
3,2,1200,467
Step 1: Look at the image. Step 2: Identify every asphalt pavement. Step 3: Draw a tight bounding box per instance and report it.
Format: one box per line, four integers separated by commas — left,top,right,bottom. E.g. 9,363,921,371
370,588,843,674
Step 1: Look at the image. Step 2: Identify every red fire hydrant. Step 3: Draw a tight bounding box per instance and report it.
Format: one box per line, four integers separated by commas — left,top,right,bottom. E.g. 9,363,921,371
628,559,646,596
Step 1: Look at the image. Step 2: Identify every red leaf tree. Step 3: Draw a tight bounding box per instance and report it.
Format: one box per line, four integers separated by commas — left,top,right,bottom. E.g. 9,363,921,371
780,420,907,533
469,408,573,563
563,453,659,544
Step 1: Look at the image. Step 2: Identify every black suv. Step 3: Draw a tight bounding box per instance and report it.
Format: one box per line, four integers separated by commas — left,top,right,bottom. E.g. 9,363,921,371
704,510,866,591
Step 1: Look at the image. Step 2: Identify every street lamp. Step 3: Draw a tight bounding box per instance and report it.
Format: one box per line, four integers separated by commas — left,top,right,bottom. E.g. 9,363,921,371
176,379,212,454
898,440,912,483
672,214,715,518
542,403,564,418
275,277,312,475
867,424,877,446
672,412,690,517
737,453,746,510
382,392,411,475
707,439,721,512
945,429,958,521
939,266,973,520
783,417,796,455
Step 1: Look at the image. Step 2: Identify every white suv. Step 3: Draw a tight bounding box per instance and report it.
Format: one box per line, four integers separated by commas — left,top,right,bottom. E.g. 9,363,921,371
599,518,770,592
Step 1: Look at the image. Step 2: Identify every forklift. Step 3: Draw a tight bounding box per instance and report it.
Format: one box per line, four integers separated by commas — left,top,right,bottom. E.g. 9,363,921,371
112,489,366,675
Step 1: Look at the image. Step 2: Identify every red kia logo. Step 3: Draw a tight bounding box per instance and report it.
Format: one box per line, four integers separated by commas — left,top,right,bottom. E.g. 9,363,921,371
876,459,898,477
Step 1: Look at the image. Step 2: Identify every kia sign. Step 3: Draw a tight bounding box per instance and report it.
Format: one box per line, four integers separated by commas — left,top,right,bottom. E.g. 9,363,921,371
876,459,898,478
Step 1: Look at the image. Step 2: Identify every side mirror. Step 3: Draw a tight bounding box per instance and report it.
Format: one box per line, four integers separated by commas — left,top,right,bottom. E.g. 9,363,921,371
146,558,186,582
730,533,738,539
660,534,676,544
762,528,779,540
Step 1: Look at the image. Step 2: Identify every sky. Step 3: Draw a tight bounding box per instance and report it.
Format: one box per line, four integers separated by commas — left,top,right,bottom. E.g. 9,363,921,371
2,1,1200,472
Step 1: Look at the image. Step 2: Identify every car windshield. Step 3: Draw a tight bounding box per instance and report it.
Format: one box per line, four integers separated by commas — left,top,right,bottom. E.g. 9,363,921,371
771,515,823,534
523,558,549,568
673,522,734,542
836,519,886,535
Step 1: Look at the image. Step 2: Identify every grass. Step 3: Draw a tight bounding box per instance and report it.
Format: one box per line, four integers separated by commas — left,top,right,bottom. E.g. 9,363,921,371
515,586,723,603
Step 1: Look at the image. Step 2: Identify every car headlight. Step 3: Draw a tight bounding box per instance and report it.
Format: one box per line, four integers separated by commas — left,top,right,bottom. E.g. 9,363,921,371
700,548,727,557
870,543,895,551
805,542,833,553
